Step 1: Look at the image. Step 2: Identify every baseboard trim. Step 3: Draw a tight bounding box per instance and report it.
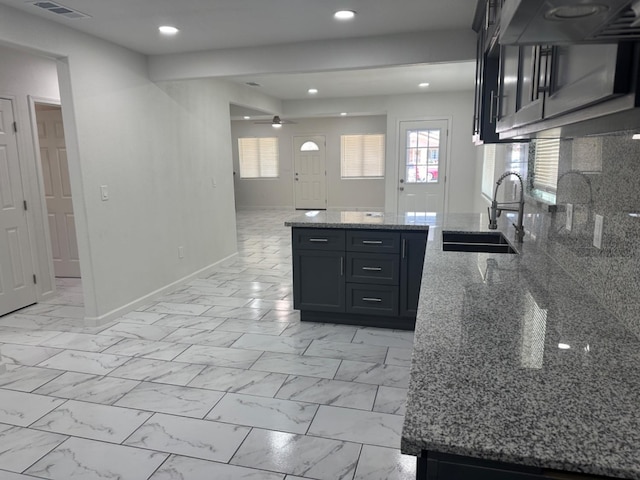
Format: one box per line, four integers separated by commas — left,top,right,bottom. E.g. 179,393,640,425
83,252,239,326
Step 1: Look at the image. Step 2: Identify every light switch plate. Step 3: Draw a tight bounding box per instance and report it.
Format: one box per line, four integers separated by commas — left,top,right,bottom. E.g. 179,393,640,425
566,203,573,231
593,214,604,249
100,185,109,201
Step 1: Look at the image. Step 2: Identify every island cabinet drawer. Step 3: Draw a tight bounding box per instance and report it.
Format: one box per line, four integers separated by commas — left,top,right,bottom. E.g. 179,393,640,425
346,252,399,285
346,230,400,253
346,284,399,316
292,228,345,251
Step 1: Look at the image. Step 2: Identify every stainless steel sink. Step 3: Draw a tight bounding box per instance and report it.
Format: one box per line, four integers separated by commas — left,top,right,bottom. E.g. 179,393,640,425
442,231,517,254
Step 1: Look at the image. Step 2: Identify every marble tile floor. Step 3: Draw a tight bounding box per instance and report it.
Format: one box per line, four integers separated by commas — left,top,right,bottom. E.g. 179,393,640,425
0,209,417,480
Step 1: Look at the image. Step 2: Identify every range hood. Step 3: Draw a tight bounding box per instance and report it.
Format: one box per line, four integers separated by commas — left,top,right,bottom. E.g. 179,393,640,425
500,0,640,44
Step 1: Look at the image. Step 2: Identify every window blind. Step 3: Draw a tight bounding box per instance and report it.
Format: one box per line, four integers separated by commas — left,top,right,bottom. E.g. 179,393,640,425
341,134,385,178
481,144,496,198
238,137,279,178
533,138,560,193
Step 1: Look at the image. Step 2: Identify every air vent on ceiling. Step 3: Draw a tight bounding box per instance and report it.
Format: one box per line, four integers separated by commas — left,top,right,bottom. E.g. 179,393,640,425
591,5,640,40
31,1,90,19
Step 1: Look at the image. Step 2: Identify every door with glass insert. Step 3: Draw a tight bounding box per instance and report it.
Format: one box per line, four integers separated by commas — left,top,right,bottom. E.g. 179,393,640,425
397,120,448,216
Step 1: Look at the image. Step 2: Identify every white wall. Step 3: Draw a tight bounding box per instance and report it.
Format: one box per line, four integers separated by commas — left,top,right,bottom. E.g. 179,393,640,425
0,4,280,321
284,91,481,214
0,46,60,299
231,115,386,210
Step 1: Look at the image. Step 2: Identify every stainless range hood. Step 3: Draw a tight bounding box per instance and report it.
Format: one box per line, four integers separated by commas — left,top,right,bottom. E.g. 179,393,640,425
500,0,640,44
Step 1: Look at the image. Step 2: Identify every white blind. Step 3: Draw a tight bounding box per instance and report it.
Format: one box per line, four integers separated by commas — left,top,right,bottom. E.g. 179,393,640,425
533,138,560,193
238,137,279,178
341,134,385,178
481,144,496,198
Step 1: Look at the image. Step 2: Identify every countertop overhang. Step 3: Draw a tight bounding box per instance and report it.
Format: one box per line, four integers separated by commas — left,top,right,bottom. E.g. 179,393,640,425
401,212,640,479
284,210,430,231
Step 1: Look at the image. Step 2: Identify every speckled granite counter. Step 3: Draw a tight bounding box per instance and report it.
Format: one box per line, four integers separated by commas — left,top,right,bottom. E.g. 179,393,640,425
284,210,431,231
401,212,640,479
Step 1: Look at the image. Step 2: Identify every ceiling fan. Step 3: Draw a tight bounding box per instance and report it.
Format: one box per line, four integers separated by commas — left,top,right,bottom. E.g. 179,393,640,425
254,115,296,128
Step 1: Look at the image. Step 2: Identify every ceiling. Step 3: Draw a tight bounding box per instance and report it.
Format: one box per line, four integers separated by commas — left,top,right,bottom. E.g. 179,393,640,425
227,62,476,101
0,0,477,103
0,0,475,55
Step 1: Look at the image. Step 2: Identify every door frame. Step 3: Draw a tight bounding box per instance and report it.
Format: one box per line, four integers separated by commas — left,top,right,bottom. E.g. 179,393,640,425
386,116,453,215
30,96,82,280
292,134,328,210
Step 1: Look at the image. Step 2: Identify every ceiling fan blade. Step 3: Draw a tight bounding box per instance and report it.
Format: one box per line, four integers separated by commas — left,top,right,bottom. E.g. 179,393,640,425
253,115,296,125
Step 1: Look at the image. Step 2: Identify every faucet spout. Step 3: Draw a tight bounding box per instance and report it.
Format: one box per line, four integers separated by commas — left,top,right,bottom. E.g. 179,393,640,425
488,171,525,242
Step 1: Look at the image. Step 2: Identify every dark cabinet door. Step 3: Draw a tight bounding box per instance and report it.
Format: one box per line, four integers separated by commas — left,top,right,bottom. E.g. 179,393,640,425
544,43,634,119
399,232,428,318
512,45,547,127
293,250,345,313
496,44,520,132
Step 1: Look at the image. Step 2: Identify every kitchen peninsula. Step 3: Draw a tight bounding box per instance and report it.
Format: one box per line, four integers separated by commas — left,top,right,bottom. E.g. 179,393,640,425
284,211,430,330
403,212,640,479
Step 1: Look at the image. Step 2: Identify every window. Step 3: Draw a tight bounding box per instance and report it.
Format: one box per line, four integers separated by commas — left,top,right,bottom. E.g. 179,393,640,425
341,134,385,178
404,129,440,183
532,138,560,202
300,141,319,151
238,137,279,178
481,144,496,198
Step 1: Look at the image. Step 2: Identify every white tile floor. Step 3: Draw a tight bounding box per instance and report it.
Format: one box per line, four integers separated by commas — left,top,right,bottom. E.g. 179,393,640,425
0,209,417,480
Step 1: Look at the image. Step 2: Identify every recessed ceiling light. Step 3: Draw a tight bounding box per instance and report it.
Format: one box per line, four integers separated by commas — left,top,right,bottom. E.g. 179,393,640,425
159,25,179,35
340,112,347,116
334,10,356,20
558,343,571,350
308,88,318,94
419,82,430,88
632,133,640,140
243,116,251,120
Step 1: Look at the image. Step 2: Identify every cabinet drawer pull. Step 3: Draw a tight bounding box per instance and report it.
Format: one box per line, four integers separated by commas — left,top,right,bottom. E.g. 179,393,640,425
362,240,383,245
362,297,382,302
340,256,344,276
362,266,382,271
402,238,407,259
309,238,328,243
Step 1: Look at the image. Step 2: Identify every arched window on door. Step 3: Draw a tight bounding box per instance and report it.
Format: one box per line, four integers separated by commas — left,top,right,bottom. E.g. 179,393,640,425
300,141,320,152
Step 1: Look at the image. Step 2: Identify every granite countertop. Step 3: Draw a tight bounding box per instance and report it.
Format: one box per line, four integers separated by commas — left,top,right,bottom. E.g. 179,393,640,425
284,210,431,231
402,212,640,479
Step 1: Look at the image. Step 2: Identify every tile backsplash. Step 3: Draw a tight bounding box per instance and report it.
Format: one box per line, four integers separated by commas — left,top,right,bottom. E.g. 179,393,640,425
520,132,640,337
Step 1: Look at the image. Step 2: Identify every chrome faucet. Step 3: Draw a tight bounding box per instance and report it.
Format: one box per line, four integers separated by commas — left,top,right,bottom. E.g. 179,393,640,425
488,171,525,243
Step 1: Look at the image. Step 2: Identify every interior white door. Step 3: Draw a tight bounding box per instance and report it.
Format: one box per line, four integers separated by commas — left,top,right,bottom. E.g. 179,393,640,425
0,98,37,316
397,120,449,216
294,136,327,209
36,106,80,278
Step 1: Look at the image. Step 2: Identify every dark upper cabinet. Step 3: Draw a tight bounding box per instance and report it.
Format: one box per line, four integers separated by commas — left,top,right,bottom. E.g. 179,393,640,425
544,43,634,119
496,45,520,129
474,0,640,140
473,1,513,145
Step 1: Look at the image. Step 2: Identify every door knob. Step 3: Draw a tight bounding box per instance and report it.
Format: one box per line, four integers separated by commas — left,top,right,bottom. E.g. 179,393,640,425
399,187,404,191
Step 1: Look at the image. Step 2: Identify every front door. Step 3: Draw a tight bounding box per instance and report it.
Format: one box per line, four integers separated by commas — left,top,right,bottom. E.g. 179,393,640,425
293,136,326,209
397,120,448,216
0,98,37,316
36,105,80,278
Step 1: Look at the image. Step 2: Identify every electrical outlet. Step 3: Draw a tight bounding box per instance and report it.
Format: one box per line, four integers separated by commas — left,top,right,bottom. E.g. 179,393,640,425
593,214,604,249
100,185,109,201
178,246,184,259
566,203,573,231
